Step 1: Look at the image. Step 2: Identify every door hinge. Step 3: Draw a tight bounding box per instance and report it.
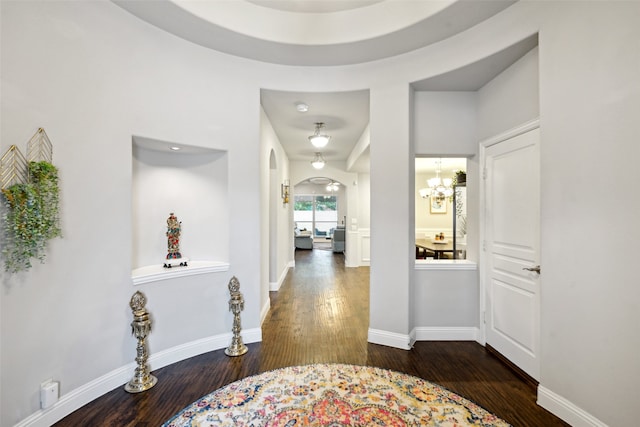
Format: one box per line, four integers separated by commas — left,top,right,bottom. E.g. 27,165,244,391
482,240,486,251
482,167,487,180
483,311,487,324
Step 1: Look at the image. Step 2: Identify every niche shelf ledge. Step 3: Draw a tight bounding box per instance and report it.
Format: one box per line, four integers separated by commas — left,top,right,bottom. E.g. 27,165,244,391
132,260,230,286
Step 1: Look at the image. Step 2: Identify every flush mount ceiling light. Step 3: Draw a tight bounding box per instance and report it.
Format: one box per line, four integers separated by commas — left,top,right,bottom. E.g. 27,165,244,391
311,152,326,169
169,146,181,151
309,122,331,148
296,102,309,112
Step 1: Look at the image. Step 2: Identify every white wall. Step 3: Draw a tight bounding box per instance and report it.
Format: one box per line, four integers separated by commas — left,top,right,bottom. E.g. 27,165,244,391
414,91,477,155
2,1,639,426
477,47,539,141
534,4,639,426
413,267,479,330
368,83,413,349
356,173,370,229
1,2,263,425
259,107,290,304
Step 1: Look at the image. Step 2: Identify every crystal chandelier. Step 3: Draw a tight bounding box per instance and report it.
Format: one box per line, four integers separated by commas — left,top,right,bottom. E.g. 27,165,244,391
419,159,453,202
308,122,330,148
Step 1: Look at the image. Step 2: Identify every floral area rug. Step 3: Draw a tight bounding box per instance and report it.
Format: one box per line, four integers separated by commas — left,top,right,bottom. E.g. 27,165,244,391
163,363,511,426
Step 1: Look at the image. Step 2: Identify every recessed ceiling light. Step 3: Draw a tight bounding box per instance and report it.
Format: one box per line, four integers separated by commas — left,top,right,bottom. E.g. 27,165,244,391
169,146,181,151
296,102,309,113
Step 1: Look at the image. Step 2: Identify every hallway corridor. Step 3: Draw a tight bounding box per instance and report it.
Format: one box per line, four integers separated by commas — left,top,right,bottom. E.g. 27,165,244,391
261,248,370,369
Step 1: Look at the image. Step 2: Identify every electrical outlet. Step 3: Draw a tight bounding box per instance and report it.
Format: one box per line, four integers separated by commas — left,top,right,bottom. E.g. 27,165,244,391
40,379,59,409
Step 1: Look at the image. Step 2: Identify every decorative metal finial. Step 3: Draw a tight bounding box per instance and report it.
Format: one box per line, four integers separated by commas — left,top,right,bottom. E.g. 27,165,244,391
124,291,158,393
225,276,248,356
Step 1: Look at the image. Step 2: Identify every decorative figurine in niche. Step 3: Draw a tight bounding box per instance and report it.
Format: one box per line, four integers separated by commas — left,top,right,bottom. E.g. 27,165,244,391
163,212,189,268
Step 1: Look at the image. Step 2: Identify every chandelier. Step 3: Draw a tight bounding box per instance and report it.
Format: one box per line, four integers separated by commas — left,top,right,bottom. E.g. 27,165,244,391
419,159,453,202
311,152,325,169
308,122,331,148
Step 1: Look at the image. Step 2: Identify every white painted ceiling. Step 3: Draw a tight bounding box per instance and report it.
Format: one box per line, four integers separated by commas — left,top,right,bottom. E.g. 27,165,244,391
114,1,536,174
114,0,517,66
260,89,370,170
246,0,386,14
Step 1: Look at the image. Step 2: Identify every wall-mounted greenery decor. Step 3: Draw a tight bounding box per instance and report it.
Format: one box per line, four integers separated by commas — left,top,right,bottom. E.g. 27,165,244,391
0,128,61,273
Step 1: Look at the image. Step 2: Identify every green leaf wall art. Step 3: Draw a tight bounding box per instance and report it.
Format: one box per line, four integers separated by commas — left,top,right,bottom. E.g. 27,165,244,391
1,129,61,273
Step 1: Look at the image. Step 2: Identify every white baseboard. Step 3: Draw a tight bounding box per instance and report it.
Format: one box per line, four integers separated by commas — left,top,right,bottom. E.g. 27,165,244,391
537,385,607,427
367,328,412,350
15,329,262,427
413,327,480,342
269,262,292,291
260,298,271,325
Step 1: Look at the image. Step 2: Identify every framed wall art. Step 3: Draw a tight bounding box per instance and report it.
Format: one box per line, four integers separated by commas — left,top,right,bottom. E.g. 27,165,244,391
430,197,447,214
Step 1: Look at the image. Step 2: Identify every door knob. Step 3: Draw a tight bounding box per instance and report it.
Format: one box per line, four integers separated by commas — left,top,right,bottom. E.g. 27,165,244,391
523,265,541,274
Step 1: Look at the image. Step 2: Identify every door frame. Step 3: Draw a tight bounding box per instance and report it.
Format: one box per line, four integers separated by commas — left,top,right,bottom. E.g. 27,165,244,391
478,118,540,345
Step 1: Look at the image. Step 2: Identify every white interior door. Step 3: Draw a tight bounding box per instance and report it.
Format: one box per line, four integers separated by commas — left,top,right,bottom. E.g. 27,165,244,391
483,125,540,380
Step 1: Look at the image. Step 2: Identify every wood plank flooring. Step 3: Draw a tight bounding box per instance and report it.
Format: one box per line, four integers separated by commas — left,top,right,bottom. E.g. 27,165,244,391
55,248,568,426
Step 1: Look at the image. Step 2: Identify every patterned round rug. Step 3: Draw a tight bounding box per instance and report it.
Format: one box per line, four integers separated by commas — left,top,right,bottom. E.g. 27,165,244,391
163,364,510,426
163,364,509,427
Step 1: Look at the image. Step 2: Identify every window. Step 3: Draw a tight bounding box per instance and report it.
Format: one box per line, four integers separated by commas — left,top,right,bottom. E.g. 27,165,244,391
294,195,338,238
415,157,467,260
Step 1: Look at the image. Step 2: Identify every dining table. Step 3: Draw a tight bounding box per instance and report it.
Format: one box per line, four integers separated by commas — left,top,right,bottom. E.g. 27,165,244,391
415,238,455,260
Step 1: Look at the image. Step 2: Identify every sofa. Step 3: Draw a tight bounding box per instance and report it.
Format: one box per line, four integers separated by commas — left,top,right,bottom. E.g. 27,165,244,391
331,226,345,253
294,228,313,249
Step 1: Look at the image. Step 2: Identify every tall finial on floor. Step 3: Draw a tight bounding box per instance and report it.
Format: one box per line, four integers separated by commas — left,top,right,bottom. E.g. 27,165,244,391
225,276,248,356
125,291,158,393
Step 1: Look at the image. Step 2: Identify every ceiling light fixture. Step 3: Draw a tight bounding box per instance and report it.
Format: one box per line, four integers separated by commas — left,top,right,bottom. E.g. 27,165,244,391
311,152,325,169
309,122,330,148
326,182,340,192
419,159,454,201
296,102,309,113
169,146,181,151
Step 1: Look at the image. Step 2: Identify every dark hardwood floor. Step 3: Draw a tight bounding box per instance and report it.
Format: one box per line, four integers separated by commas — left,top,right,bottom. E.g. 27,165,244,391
55,248,568,426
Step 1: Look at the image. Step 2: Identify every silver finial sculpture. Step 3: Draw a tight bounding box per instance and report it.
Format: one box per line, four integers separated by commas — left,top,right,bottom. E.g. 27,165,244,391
125,291,158,393
225,276,248,356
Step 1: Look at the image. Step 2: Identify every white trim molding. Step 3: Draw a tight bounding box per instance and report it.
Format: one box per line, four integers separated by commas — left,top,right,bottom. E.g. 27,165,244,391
15,329,262,427
479,118,540,148
132,260,230,285
412,326,480,342
345,228,370,267
415,260,477,270
270,262,292,291
367,328,412,350
260,298,271,325
538,386,608,427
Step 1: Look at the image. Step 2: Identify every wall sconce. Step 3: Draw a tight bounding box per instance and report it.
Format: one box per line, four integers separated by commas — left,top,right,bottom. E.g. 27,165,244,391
281,179,290,204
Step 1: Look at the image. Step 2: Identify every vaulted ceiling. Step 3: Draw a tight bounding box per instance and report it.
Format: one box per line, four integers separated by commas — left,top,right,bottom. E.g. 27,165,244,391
114,1,533,174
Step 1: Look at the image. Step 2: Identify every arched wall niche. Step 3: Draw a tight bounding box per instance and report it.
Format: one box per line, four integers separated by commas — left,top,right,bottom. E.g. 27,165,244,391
131,135,230,284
